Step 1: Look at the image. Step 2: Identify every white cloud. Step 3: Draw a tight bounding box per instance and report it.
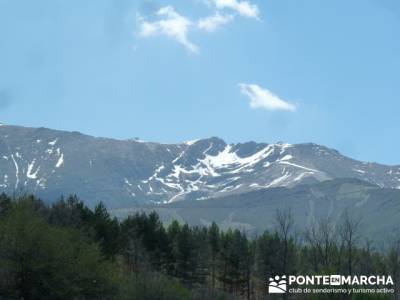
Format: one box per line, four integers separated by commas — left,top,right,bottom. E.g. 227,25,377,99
138,6,199,53
210,0,260,19
137,2,260,52
239,83,296,112
198,12,234,32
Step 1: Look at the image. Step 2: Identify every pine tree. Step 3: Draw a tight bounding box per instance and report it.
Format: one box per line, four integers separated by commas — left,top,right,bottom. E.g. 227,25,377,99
208,222,220,294
91,202,121,259
172,224,197,286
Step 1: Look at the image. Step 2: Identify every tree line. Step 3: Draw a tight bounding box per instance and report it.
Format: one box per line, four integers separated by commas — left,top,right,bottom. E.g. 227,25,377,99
0,193,398,300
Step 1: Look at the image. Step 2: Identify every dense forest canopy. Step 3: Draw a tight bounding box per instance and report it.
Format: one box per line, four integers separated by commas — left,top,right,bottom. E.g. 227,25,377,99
0,193,398,300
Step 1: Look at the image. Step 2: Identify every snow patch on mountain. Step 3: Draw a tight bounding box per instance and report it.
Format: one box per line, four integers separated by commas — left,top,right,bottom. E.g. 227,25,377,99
27,159,40,179
55,153,64,168
278,161,320,173
201,144,276,171
265,171,292,188
10,154,19,189
48,139,58,146
184,139,200,146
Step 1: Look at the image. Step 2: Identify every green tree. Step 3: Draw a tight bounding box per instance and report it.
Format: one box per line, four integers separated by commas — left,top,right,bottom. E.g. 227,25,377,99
0,198,119,300
208,222,220,294
91,202,121,259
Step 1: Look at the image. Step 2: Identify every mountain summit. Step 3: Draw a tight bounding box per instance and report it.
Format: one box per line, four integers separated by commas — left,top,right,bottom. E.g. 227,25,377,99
0,124,399,208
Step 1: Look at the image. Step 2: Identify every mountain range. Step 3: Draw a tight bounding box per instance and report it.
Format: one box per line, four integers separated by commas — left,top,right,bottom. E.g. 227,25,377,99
0,124,399,206
1,124,400,239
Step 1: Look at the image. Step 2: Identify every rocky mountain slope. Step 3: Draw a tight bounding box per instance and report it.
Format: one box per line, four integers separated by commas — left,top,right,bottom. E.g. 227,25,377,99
0,124,399,208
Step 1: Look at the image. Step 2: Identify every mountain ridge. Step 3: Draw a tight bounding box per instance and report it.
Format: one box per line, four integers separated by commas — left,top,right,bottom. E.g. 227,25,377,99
0,124,399,208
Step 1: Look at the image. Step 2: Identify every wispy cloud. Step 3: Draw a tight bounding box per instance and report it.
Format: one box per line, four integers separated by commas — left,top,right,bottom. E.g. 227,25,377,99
138,6,199,53
208,0,260,19
239,83,296,112
137,1,260,53
198,12,234,32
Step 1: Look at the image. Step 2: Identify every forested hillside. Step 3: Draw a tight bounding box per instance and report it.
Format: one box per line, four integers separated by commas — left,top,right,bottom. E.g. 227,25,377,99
0,194,398,300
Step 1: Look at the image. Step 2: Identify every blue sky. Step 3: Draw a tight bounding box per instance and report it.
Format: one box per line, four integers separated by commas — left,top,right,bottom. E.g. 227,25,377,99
0,0,399,164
